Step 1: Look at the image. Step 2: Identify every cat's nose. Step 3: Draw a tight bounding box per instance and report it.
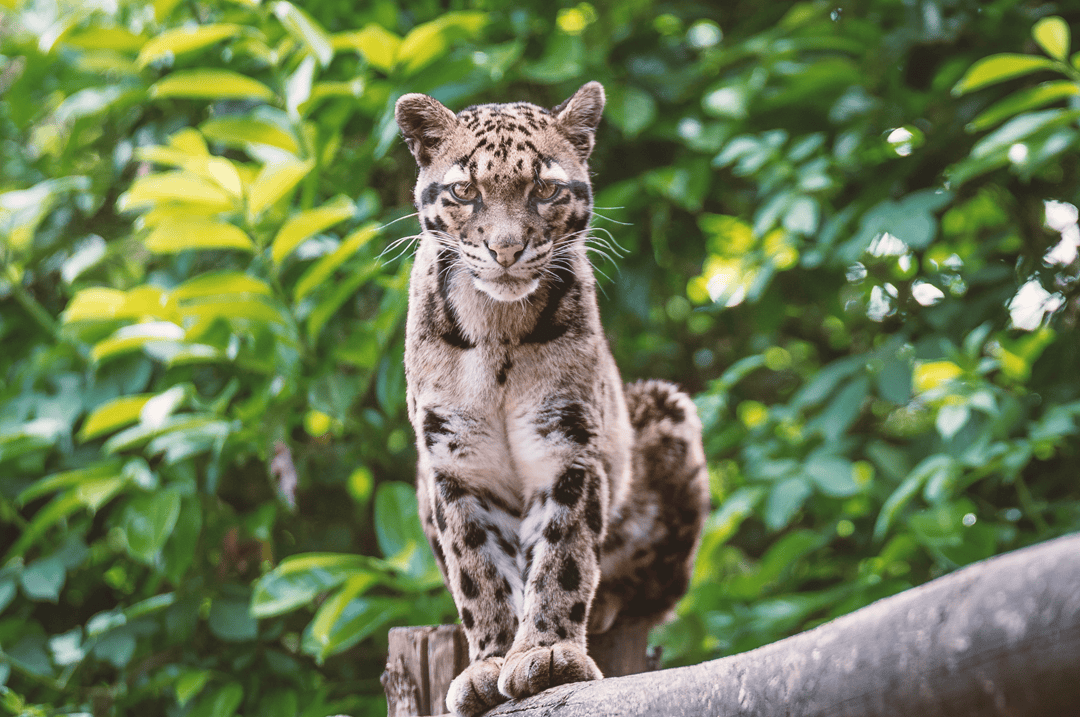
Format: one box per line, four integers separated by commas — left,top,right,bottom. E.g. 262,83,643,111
487,238,525,267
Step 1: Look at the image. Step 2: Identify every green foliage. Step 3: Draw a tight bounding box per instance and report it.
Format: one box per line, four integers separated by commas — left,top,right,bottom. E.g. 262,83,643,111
2,0,1080,715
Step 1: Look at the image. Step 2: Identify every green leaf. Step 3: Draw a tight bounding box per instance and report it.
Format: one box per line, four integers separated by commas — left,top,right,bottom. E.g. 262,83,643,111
20,557,65,602
17,462,123,504
144,218,254,253
970,80,1080,132
293,223,379,301
200,116,300,154
805,455,861,497
1033,16,1070,61
606,86,657,138
208,596,259,642
764,477,812,531
123,488,182,563
305,260,382,341
172,272,272,301
175,669,212,707
332,24,401,73
936,403,971,440
151,70,276,101
271,196,356,264
189,683,243,717
179,297,287,325
119,172,235,212
80,395,153,441
273,1,333,67
5,492,83,561
874,455,956,540
248,159,314,218
305,573,380,659
302,596,407,663
137,24,243,68
953,54,1058,95
250,553,375,617
91,322,186,363
396,12,487,76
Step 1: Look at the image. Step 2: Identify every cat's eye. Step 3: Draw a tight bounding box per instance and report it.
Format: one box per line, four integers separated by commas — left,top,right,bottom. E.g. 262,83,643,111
533,180,561,200
450,182,478,202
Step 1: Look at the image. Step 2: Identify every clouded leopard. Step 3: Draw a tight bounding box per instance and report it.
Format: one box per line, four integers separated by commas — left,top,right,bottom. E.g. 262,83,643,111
394,82,709,716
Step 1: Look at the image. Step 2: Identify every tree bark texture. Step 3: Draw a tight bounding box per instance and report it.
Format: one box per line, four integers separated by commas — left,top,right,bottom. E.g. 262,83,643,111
479,531,1080,717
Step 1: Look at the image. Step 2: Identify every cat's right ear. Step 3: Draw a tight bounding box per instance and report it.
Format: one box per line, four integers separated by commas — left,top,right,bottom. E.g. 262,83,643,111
395,93,458,167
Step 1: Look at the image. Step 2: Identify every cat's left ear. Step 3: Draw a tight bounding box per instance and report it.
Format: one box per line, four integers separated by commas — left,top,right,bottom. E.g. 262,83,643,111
553,81,605,162
395,93,459,167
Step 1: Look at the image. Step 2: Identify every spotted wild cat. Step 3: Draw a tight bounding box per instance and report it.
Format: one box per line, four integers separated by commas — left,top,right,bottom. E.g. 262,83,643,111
394,82,709,716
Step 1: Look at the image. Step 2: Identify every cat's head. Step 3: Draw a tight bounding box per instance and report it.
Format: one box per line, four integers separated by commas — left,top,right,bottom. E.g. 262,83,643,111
395,82,604,302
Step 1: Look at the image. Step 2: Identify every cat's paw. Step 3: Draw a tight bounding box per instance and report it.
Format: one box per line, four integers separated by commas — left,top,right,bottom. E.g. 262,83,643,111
497,643,602,699
446,657,507,717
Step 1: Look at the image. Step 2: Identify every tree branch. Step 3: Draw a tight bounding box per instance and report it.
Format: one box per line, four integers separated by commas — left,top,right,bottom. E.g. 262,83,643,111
482,532,1080,717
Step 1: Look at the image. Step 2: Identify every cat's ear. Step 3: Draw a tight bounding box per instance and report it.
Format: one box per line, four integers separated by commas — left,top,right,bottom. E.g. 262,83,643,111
395,93,459,167
553,81,605,162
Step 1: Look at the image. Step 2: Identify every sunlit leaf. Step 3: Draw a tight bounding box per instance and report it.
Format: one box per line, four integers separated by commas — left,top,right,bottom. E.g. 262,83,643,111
250,553,376,617
247,158,314,217
293,223,379,300
178,298,287,325
137,24,243,67
1033,16,1070,61
271,196,356,264
968,81,1080,131
953,54,1058,95
61,287,126,323
397,11,487,75
303,594,405,662
332,25,401,73
119,172,236,213
17,463,123,504
151,70,275,101
273,2,333,67
201,116,300,154
91,322,186,362
63,27,147,52
80,395,154,441
172,272,272,301
913,361,963,393
144,217,254,253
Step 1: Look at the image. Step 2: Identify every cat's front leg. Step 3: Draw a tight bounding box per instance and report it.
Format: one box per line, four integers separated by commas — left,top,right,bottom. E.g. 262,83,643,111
497,403,608,699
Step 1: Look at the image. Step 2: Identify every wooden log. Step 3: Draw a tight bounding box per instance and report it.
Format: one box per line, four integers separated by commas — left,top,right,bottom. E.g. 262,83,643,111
382,621,657,716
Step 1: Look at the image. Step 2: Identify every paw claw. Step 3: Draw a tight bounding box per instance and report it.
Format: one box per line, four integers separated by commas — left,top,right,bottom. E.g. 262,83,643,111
498,643,602,699
447,657,506,717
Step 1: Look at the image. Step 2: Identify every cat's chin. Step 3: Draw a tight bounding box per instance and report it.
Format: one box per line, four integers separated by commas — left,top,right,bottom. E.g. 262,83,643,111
474,275,540,302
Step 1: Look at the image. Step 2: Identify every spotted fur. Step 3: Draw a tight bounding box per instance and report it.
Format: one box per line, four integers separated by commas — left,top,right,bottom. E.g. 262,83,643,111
395,82,709,717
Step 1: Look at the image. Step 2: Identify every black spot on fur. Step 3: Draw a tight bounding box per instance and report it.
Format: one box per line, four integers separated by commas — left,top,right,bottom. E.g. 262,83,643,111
430,214,447,233
460,568,479,599
553,467,586,507
496,356,513,385
569,601,586,623
461,608,474,629
543,520,563,544
524,544,535,577
497,532,516,557
423,410,449,449
555,624,567,639
584,479,604,534
435,470,466,502
534,616,547,632
556,403,593,445
464,522,487,548
434,497,447,532
558,556,581,592
496,628,511,646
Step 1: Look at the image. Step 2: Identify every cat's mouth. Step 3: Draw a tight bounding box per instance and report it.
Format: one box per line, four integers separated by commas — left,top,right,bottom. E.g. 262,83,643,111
473,272,540,302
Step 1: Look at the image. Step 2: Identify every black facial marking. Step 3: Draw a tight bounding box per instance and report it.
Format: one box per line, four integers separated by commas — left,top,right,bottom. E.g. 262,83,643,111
436,248,475,349
435,496,447,532
461,608,474,629
558,556,581,592
569,601,586,623
421,182,443,207
423,410,450,449
464,521,487,548
435,470,466,502
556,403,593,445
521,265,576,344
553,467,586,507
430,214,447,233
584,478,604,534
460,568,479,599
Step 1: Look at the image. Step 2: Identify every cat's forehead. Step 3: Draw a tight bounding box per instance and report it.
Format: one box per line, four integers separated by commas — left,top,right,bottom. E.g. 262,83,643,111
439,101,575,185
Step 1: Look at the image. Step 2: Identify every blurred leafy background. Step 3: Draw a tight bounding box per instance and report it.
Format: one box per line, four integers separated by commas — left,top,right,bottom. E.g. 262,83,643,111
2,0,1080,715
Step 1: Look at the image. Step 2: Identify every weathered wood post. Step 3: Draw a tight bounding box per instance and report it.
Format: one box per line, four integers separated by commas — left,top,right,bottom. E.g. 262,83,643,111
381,621,660,716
